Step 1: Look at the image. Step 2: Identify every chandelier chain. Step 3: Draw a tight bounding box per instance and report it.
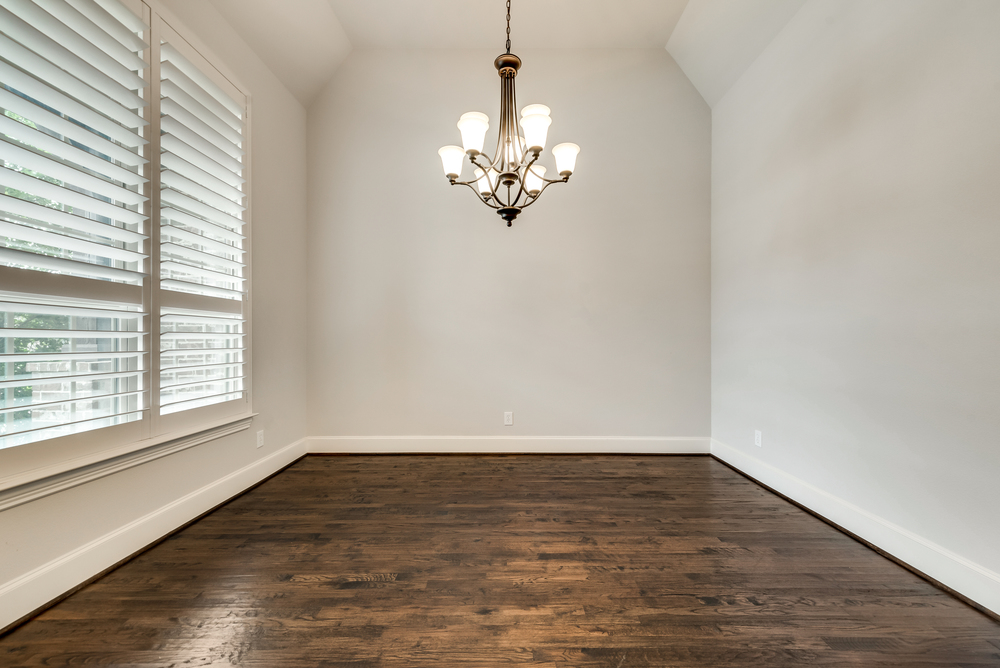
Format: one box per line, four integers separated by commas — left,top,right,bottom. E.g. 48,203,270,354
505,0,511,53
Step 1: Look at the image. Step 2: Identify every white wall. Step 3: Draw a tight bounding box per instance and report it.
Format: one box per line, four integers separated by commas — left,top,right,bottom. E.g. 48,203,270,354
306,49,711,445
0,0,310,629
711,0,1000,612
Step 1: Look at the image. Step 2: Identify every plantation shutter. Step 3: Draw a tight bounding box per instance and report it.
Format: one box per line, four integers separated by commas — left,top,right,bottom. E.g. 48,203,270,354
0,0,149,448
157,37,247,417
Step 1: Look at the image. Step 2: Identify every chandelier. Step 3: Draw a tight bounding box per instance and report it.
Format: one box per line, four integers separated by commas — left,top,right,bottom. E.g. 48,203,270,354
437,0,580,227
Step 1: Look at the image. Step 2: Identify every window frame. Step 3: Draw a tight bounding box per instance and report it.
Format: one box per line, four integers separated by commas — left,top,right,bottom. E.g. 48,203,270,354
0,0,253,492
150,13,252,437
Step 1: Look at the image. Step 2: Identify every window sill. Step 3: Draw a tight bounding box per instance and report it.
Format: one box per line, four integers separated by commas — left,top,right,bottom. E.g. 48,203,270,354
0,413,258,512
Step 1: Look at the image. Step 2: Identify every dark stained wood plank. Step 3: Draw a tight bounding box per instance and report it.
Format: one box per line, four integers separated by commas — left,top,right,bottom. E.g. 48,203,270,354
2,455,999,667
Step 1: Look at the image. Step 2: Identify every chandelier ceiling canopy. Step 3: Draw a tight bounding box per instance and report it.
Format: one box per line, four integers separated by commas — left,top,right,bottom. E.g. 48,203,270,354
438,0,580,227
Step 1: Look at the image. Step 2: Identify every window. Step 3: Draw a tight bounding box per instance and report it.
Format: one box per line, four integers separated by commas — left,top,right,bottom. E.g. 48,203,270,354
156,27,248,427
0,0,250,469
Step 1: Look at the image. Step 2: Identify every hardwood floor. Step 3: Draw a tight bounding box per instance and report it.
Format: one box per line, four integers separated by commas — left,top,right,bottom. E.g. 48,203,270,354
3,455,999,667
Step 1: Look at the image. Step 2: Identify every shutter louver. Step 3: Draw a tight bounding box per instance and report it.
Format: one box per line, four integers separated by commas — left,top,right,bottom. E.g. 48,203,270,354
0,0,148,448
159,310,243,414
0,295,145,447
158,40,246,416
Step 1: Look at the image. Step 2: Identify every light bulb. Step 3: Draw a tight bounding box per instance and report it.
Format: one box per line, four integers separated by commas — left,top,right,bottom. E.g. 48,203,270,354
524,165,546,195
457,112,489,154
551,143,580,176
438,145,465,179
520,113,552,151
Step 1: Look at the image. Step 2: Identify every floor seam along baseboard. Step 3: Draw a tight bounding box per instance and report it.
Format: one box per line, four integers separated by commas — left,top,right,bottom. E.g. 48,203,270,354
709,438,1000,618
0,438,308,632
4,436,996,631
306,435,712,454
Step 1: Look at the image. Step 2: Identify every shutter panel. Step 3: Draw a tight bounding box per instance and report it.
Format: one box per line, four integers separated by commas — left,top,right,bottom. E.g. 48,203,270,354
0,0,148,449
0,297,145,448
159,310,243,414
158,39,247,417
0,0,145,90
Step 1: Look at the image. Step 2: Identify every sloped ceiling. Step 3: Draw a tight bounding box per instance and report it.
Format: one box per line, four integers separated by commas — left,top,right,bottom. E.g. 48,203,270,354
665,0,807,107
206,0,803,109
208,0,351,106
325,0,689,49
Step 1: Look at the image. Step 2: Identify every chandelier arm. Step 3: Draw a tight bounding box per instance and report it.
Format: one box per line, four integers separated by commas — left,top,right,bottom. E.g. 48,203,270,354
500,77,511,172
521,152,565,184
470,153,495,170
518,176,569,208
506,76,524,172
469,152,501,200
508,149,543,204
453,180,501,209
510,74,526,163
469,152,496,182
519,151,541,174
502,83,512,172
518,194,543,209
493,75,509,170
450,178,483,186
472,150,503,173
510,171,526,205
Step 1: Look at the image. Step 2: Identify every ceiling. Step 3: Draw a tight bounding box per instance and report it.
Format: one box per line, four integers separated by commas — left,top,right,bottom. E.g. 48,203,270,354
208,0,351,106
325,0,690,50
206,0,805,109
666,0,807,107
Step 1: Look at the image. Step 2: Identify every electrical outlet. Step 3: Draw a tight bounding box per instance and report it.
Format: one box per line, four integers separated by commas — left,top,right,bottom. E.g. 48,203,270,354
504,411,513,426
754,430,762,447
256,430,265,449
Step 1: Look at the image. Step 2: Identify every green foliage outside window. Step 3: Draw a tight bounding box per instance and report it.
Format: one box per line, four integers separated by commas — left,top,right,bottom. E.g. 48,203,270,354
0,313,71,429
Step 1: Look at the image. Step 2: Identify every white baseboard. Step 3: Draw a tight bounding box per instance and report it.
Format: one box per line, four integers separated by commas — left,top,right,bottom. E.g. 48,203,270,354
307,435,711,454
9,436,992,633
710,438,1000,617
0,438,308,631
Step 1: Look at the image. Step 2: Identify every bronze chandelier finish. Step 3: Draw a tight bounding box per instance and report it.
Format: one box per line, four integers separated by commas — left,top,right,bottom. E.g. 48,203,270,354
439,0,578,227
449,55,569,226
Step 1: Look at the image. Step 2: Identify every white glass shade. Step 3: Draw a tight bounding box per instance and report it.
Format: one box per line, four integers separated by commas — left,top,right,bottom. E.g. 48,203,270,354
521,104,551,118
552,142,580,176
438,145,465,178
457,112,489,154
474,168,494,197
519,113,552,151
524,165,546,195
